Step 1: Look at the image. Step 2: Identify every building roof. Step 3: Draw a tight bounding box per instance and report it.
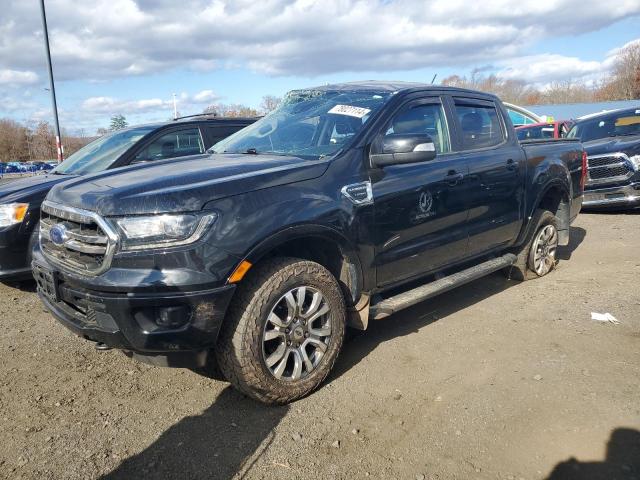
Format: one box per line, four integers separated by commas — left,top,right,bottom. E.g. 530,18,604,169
524,100,640,121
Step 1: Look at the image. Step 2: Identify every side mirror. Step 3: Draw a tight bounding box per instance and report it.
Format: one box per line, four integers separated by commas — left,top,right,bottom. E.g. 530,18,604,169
370,134,437,168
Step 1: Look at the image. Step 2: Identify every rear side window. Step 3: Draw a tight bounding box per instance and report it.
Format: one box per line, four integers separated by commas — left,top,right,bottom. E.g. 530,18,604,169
135,128,204,161
454,101,505,150
206,125,247,146
385,103,451,154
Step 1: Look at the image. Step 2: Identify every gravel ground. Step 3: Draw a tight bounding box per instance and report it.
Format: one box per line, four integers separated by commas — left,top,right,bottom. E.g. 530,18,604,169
1,212,639,480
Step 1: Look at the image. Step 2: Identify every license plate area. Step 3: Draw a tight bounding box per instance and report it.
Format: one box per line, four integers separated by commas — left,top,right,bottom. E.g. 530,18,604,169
585,193,605,202
33,264,59,303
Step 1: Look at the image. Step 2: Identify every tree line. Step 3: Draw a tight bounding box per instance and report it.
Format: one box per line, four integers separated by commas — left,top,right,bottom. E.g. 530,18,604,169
442,42,640,105
0,119,94,163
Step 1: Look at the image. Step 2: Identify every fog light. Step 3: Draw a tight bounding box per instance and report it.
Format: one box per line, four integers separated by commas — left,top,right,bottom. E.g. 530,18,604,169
156,305,190,328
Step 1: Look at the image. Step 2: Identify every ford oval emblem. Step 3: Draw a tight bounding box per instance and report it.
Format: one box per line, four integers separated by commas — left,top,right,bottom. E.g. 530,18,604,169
49,224,68,246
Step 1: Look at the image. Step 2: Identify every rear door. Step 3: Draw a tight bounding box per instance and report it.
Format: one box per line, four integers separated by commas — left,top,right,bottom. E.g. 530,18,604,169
372,96,470,287
449,97,525,256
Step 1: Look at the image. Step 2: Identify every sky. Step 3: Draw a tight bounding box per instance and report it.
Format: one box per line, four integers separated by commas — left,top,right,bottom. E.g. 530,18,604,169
1,0,639,135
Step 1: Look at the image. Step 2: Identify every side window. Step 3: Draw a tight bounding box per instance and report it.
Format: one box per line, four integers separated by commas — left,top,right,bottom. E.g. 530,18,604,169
385,103,451,154
135,128,204,161
454,102,505,150
205,125,245,147
507,109,526,127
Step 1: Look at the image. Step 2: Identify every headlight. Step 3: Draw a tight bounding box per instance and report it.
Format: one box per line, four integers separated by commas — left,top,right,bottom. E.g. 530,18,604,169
0,203,29,227
113,213,217,251
629,154,640,170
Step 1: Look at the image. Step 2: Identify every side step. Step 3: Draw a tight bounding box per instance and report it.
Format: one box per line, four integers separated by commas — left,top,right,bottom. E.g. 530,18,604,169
369,253,516,320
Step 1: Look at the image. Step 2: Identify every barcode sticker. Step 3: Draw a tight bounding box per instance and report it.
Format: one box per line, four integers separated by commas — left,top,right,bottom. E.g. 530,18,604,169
328,104,371,118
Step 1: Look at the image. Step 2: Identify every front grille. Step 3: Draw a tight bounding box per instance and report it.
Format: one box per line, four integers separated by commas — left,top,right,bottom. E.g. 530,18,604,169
587,153,634,186
40,201,118,275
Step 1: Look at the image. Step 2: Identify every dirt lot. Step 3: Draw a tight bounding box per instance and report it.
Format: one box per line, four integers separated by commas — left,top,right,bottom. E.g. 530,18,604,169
1,212,639,480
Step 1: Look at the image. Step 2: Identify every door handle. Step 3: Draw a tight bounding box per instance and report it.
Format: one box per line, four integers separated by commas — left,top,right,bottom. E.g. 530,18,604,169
445,170,464,185
506,159,517,171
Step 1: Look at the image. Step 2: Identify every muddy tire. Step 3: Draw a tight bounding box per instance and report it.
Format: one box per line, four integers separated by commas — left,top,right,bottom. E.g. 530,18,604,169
216,257,346,404
504,210,559,281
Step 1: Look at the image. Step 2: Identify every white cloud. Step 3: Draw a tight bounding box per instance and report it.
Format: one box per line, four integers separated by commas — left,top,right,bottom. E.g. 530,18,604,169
80,90,219,116
192,90,217,103
0,69,38,86
497,54,605,84
496,37,640,86
1,0,639,80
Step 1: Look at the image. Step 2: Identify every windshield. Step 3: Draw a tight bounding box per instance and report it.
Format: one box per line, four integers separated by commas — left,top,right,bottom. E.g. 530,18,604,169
567,109,640,142
210,89,394,159
53,126,155,175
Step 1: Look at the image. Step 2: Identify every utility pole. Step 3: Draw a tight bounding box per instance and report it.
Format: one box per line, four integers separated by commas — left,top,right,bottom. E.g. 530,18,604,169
172,93,178,119
39,0,63,162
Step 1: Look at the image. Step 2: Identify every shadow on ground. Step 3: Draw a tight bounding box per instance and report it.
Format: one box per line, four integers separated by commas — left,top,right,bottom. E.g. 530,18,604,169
557,226,586,260
545,428,640,480
101,387,288,479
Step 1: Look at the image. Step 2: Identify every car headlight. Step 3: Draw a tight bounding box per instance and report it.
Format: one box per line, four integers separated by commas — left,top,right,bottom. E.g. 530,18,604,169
113,213,217,251
629,154,640,170
0,203,29,227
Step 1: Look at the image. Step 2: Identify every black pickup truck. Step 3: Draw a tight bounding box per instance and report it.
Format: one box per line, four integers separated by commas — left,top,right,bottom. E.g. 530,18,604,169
33,82,585,404
0,116,256,281
567,107,640,209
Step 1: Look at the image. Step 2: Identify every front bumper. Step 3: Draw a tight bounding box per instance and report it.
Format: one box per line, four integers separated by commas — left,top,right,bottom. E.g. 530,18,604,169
582,182,640,209
34,260,236,355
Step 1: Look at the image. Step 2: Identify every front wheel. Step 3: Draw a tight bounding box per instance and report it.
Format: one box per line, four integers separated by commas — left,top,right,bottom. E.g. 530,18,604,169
216,258,346,404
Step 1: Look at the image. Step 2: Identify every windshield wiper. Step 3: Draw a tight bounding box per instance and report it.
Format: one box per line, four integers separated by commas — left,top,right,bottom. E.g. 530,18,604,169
211,148,259,155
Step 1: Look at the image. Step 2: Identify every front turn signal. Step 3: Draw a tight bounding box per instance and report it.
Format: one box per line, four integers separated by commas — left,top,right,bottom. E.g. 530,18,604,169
228,260,252,283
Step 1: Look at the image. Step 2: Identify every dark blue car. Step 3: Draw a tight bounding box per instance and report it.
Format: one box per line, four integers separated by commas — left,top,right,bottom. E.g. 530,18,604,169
0,116,256,281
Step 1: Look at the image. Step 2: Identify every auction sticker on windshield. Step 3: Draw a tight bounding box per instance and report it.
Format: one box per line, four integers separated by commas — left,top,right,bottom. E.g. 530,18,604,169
328,104,371,118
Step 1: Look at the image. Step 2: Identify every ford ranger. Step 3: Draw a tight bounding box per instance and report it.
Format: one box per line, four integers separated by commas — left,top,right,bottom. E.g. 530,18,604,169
32,82,585,404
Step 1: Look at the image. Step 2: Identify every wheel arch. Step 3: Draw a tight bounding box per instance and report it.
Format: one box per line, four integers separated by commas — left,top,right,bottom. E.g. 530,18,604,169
521,181,571,247
233,225,366,323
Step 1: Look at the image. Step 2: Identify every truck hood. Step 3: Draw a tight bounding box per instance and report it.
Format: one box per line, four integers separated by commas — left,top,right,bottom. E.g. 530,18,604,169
0,174,76,204
47,153,330,216
583,134,640,158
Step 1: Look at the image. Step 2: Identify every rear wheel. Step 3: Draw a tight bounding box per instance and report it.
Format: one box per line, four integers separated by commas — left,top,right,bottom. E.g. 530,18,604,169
216,257,346,404
505,209,559,281
528,223,558,277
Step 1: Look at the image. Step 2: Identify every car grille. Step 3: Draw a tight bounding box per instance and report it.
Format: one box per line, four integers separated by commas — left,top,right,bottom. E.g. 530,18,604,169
40,201,118,275
587,153,634,186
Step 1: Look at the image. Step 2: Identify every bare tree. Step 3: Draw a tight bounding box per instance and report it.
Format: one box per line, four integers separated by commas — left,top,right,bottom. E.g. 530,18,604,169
611,42,640,100
0,119,28,162
202,103,259,117
260,95,281,114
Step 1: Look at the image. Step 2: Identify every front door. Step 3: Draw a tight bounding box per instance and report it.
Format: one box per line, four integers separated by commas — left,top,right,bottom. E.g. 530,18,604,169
371,98,470,288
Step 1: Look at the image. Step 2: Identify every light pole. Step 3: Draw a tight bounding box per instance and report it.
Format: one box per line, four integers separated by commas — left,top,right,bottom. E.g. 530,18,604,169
172,93,178,119
39,0,63,162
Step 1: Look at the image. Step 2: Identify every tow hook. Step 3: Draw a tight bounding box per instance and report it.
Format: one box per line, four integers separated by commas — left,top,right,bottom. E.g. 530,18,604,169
95,342,112,351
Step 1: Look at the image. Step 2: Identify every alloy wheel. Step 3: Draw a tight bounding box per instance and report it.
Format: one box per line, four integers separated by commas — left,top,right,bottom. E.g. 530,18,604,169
531,224,558,276
262,286,332,381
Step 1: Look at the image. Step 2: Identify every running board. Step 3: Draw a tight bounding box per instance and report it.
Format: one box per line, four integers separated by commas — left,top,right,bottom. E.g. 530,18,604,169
370,253,517,320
